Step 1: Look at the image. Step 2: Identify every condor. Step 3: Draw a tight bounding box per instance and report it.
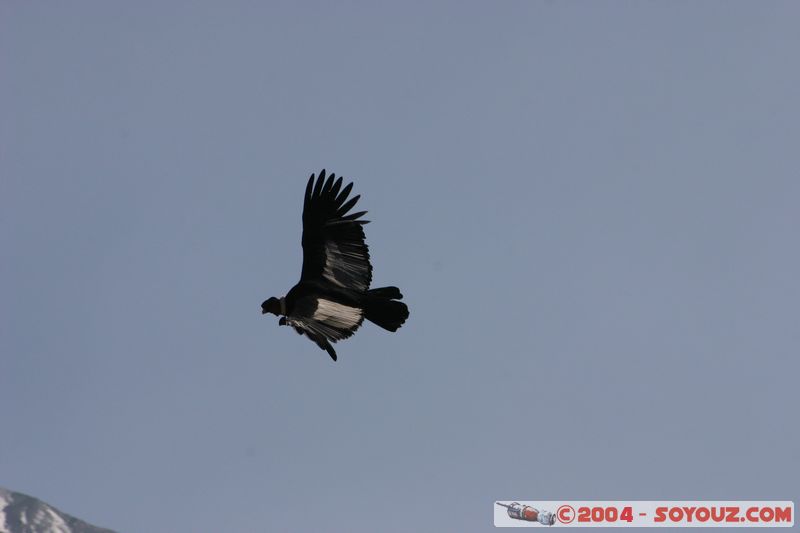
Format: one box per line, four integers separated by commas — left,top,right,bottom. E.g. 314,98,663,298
261,170,409,361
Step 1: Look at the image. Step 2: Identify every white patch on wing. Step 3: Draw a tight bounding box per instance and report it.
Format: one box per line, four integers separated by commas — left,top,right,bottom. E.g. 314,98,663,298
323,242,346,287
313,299,363,329
322,241,370,290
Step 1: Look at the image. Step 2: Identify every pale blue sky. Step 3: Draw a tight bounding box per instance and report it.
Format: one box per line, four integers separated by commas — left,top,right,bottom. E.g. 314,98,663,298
2,2,798,532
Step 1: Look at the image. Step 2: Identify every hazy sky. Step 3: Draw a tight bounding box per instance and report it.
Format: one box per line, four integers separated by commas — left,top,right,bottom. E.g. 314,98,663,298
2,2,798,532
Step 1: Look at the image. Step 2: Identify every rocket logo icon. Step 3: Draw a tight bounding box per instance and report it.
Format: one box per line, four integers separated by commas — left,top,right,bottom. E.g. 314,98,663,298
496,502,556,526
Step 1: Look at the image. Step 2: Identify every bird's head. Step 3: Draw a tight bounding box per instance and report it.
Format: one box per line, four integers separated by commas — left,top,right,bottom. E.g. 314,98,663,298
261,296,283,316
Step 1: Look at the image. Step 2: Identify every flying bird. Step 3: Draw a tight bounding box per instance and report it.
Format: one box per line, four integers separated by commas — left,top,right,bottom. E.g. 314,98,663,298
261,170,409,361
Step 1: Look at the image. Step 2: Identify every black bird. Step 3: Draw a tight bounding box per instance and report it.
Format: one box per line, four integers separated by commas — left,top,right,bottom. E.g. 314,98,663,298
261,170,409,361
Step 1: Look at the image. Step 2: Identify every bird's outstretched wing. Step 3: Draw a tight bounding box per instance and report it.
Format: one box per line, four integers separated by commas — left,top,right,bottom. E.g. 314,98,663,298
300,170,372,291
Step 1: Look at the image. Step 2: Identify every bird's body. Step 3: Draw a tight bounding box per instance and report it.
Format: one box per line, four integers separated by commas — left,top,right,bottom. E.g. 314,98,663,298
261,170,409,361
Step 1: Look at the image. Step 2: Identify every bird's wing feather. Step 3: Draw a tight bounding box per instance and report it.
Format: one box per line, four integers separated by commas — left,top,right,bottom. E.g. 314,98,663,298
291,325,338,361
300,170,372,291
288,297,365,342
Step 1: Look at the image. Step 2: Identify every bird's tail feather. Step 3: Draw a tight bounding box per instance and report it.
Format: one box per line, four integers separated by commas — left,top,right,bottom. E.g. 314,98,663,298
364,286,409,332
